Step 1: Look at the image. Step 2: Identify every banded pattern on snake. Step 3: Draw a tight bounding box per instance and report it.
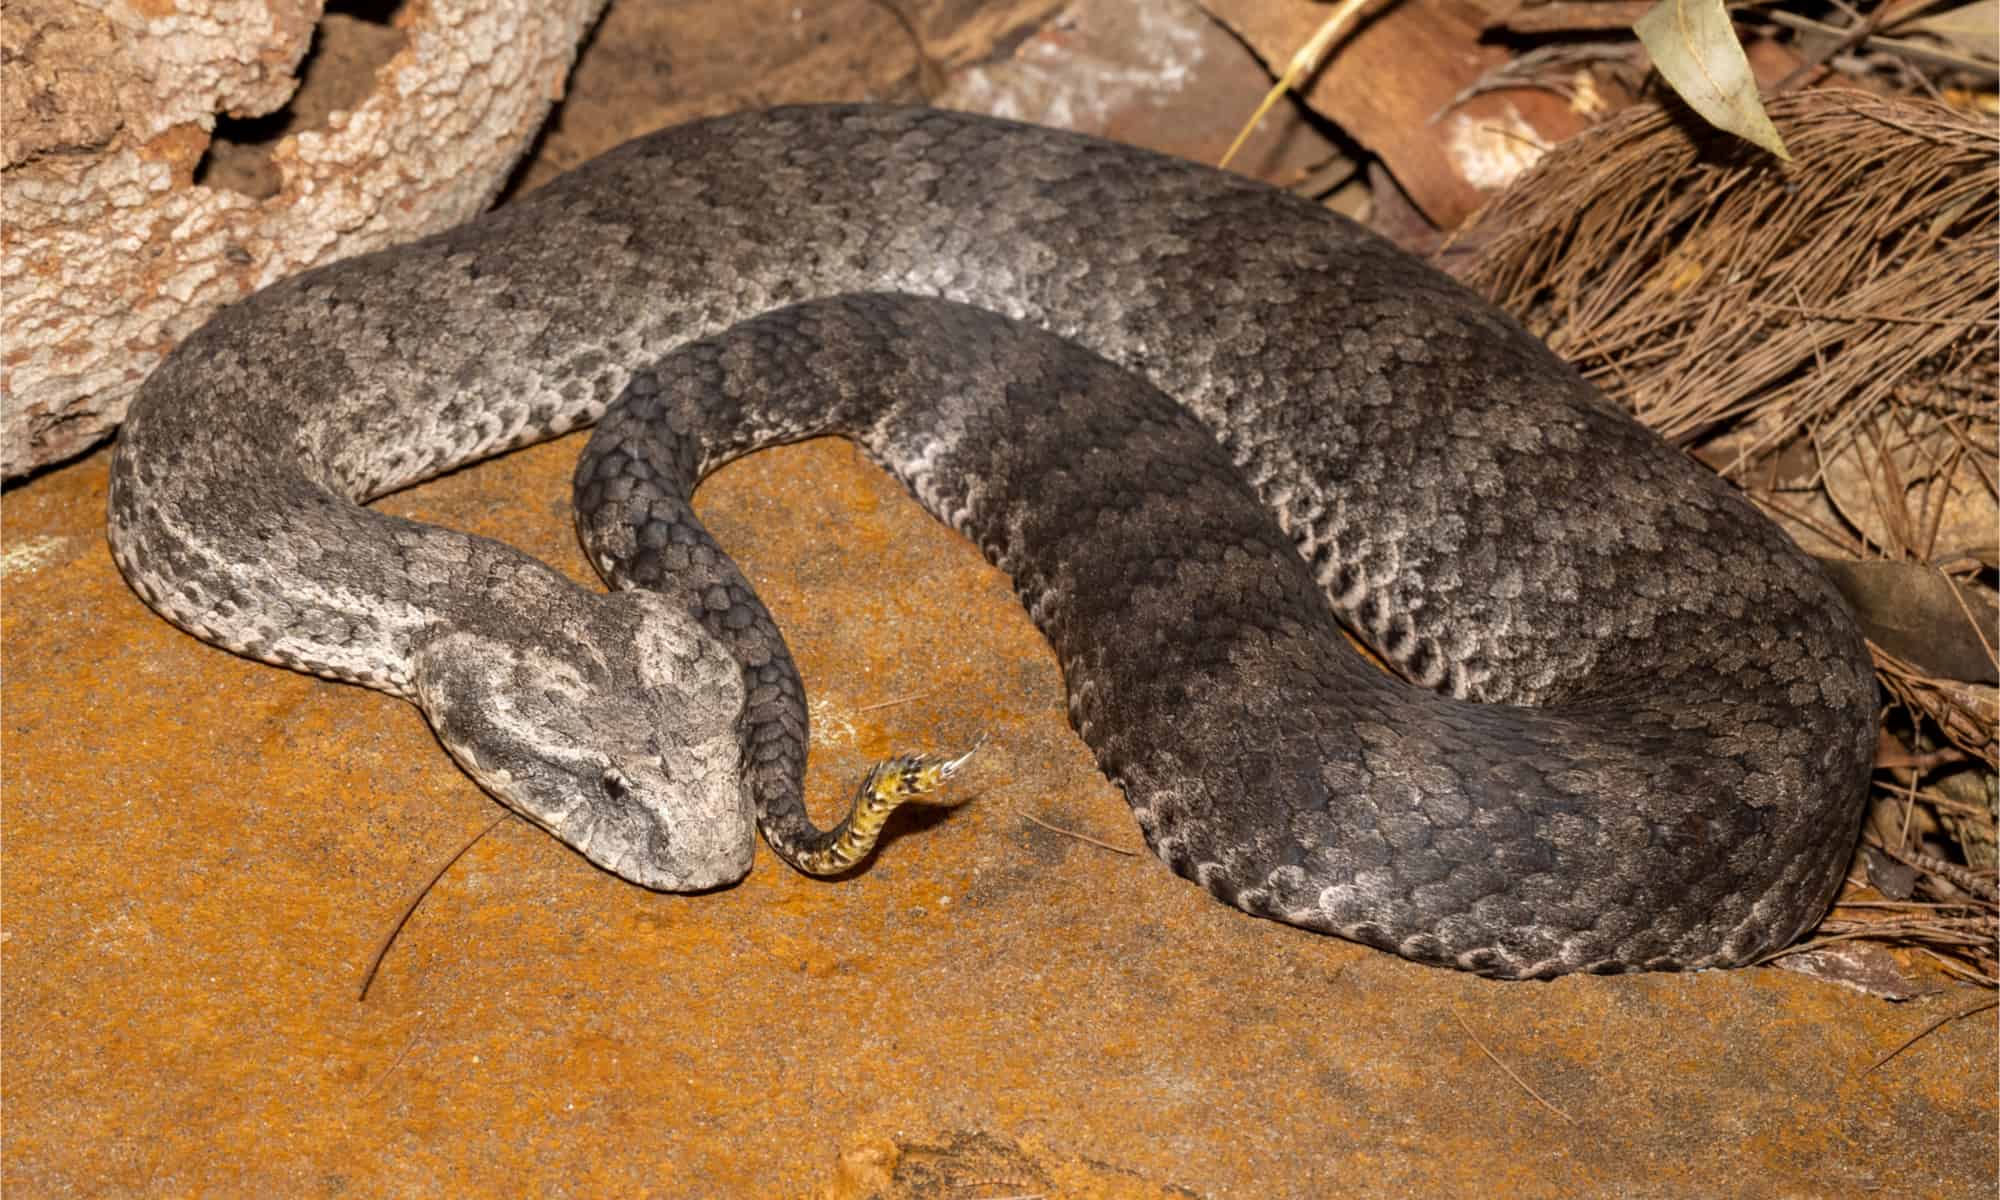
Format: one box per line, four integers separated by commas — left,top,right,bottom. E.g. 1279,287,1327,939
107,104,1877,978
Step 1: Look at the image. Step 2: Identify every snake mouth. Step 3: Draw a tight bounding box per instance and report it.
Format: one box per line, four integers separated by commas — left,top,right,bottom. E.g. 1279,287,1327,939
603,849,752,894
504,797,757,893
566,769,758,893
445,748,757,893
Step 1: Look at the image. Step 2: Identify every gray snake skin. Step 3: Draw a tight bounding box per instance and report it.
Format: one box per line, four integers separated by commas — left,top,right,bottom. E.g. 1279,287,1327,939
107,104,1878,978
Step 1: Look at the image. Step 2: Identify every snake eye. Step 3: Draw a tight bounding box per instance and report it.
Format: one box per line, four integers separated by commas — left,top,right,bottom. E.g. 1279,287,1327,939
600,768,632,804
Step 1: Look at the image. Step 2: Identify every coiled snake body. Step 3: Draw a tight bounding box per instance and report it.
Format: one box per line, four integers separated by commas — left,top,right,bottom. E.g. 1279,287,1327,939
108,105,1877,978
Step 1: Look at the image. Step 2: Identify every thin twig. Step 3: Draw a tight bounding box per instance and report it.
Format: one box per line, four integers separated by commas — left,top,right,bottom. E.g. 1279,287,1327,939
1874,745,1969,772
1744,301,1972,326
1862,996,2000,1075
359,1022,428,1099
857,691,931,713
1021,812,1137,856
1218,0,1384,169
1452,1012,1576,1125
359,813,514,1002
1938,562,1999,670
1871,837,2000,901
1766,9,2000,81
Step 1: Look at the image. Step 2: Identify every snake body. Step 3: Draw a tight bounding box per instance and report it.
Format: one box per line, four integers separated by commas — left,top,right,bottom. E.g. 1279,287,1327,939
107,104,1877,977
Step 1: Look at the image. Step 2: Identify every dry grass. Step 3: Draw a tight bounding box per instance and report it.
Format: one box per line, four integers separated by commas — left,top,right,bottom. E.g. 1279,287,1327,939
1456,88,1994,455
1451,87,1998,987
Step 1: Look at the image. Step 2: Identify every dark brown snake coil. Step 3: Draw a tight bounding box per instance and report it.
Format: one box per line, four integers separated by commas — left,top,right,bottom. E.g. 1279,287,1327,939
108,105,1877,978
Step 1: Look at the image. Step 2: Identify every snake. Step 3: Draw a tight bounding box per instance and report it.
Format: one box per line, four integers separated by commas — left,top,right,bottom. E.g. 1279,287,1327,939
106,103,1878,978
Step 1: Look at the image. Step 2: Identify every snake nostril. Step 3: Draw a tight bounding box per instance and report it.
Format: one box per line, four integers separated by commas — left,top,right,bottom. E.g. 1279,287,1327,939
600,768,632,804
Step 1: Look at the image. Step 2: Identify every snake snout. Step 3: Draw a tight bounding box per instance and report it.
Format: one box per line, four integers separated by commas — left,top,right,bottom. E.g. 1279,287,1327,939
566,753,756,892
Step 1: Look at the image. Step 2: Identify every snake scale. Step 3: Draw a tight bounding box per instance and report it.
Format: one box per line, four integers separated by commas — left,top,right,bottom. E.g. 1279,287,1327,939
107,104,1878,978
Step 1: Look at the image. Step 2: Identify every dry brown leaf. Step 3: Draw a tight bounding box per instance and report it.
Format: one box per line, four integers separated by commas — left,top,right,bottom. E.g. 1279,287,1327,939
1634,0,1790,159
1888,0,2000,69
1820,410,1999,568
1818,560,1999,684
1774,942,1925,1000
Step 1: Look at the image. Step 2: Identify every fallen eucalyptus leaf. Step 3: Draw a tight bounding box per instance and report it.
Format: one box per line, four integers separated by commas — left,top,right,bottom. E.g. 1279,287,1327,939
1890,0,2000,68
1634,0,1790,159
1818,558,2000,684
1863,846,1921,901
1773,943,1924,1001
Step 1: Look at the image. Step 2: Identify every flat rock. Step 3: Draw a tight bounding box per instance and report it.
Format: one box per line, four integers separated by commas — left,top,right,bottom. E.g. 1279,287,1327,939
3,2,1993,1195
4,436,1994,1197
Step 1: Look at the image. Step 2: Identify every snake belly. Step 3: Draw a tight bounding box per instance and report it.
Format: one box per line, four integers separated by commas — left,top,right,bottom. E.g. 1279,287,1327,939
106,104,1878,978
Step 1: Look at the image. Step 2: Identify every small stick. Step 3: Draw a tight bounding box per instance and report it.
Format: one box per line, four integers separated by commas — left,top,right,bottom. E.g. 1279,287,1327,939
1863,997,1999,1076
1874,745,1967,772
359,1023,427,1099
857,691,931,713
1453,1012,1576,1125
359,813,514,1002
1022,812,1138,857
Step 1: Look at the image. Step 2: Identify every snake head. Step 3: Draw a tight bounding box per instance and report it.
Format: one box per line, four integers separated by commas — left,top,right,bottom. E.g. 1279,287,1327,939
412,587,754,891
